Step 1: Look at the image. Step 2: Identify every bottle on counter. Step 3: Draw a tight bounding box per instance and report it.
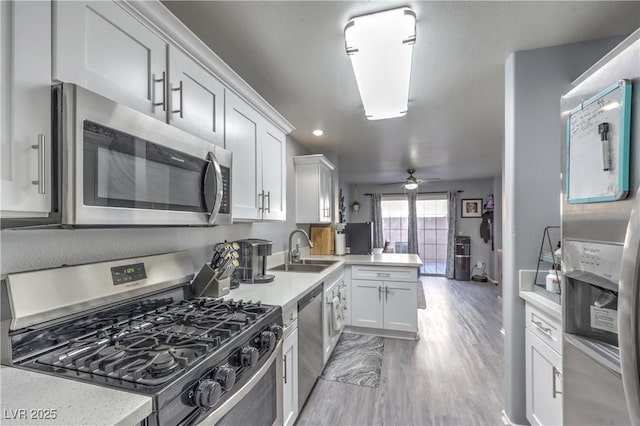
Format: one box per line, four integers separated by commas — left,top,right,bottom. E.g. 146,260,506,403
546,269,562,294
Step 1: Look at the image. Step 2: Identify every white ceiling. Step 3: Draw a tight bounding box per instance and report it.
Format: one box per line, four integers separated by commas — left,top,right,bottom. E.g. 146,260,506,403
162,1,640,185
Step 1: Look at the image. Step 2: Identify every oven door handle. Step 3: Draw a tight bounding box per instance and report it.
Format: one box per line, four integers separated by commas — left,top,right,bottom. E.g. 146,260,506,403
200,340,282,425
204,152,223,225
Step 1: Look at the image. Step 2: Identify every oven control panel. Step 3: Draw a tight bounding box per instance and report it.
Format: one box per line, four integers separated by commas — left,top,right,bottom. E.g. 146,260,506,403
111,262,147,285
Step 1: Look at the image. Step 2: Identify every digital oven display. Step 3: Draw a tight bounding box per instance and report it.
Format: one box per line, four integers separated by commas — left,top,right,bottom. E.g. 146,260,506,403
111,263,147,285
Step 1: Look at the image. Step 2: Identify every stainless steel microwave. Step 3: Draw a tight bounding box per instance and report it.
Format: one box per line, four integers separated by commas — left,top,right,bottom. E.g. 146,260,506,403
53,83,232,226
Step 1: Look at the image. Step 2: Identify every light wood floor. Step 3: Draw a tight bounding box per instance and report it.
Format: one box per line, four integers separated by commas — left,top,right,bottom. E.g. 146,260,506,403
420,262,446,275
296,277,504,426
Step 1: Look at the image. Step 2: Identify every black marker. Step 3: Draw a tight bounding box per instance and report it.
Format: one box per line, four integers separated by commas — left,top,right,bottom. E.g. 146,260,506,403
598,122,611,171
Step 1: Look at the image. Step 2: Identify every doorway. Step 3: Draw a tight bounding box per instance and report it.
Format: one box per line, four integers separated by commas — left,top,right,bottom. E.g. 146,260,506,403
381,193,448,275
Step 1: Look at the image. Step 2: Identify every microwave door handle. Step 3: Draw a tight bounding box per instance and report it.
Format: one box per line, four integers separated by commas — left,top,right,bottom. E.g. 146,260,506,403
619,187,640,426
204,152,223,224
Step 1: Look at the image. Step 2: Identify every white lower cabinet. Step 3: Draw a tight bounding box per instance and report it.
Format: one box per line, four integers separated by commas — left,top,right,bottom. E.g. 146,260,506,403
350,266,418,334
283,327,299,426
525,303,563,426
1,0,52,219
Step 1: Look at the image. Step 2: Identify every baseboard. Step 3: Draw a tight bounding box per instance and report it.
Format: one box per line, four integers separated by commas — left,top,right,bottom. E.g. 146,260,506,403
501,409,528,426
344,325,417,340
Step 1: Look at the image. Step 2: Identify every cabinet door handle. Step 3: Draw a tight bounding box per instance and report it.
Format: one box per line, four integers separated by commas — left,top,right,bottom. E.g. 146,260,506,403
171,80,183,118
532,320,552,335
152,72,166,111
378,286,382,302
552,366,562,398
31,135,46,194
283,354,287,384
265,191,271,213
258,191,264,211
385,286,389,302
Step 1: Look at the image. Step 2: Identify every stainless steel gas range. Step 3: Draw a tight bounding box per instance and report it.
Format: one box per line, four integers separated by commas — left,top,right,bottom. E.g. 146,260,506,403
1,251,283,426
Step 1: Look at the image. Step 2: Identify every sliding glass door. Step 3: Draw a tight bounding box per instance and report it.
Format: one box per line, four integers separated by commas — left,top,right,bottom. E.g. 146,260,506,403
381,193,448,275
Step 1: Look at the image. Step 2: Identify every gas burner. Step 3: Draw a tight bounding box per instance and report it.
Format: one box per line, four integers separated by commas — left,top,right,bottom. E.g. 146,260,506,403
32,298,276,387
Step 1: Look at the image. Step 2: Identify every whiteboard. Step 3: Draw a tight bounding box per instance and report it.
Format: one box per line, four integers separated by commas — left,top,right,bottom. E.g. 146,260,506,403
567,80,632,204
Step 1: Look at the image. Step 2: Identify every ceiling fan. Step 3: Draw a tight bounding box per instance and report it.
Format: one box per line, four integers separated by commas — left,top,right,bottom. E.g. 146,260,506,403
385,169,440,190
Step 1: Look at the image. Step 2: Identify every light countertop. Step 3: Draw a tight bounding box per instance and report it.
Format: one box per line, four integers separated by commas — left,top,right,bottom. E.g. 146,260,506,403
226,253,422,313
519,269,562,321
0,366,152,426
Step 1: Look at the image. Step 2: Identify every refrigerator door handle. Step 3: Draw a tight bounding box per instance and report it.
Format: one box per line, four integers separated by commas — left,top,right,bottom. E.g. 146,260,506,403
619,188,640,426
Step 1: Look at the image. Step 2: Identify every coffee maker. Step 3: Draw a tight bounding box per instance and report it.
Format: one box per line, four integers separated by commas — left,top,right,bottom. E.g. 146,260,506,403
231,239,275,287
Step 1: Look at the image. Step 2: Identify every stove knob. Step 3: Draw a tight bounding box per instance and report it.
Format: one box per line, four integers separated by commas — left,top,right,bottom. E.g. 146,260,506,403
215,366,236,391
240,346,259,367
260,331,276,351
269,324,283,340
195,379,222,408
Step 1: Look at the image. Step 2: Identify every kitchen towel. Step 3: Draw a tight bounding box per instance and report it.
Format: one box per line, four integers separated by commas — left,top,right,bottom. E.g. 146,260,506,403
321,333,384,388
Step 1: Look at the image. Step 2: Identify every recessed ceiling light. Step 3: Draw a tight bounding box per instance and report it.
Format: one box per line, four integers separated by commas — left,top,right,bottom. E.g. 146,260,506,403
312,129,324,136
345,7,416,120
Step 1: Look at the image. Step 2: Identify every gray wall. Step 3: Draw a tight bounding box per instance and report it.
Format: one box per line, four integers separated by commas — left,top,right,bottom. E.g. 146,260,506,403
502,36,624,424
349,178,497,277
0,137,310,275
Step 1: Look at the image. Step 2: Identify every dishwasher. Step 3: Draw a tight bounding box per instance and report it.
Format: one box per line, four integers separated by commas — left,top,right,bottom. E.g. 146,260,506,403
298,283,324,409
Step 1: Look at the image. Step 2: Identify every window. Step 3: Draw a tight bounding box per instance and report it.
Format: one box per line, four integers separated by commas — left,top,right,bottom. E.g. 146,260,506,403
381,193,448,275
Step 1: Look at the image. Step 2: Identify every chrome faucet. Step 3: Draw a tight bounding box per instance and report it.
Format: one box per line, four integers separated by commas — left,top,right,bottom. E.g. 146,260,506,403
288,228,314,264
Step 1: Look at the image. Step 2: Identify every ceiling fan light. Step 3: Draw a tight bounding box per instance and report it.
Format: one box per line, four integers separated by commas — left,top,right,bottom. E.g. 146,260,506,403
404,182,418,190
345,7,416,120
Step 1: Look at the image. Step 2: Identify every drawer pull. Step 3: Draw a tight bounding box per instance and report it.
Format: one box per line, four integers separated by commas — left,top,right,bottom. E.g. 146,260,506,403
532,320,552,335
376,273,391,278
552,366,562,398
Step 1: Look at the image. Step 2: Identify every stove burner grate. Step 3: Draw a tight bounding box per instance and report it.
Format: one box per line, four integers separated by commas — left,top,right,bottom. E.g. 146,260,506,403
32,298,273,386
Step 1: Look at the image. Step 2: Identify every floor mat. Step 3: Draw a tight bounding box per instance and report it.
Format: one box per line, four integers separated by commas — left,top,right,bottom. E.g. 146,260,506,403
320,333,384,388
418,281,427,309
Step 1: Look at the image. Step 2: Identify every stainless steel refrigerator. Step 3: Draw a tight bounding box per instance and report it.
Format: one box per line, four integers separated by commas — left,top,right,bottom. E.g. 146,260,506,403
561,29,640,425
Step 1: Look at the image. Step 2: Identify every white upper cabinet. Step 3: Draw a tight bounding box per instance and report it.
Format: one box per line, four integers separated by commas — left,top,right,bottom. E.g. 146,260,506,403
294,154,335,224
168,46,225,146
226,90,286,221
53,1,168,122
1,1,52,218
225,90,262,220
261,121,286,221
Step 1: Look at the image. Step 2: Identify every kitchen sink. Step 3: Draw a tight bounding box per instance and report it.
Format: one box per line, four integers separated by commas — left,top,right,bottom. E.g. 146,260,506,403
269,261,337,273
297,259,339,266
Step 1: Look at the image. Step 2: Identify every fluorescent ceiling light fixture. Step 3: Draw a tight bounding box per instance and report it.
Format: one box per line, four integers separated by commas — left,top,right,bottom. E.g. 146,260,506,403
345,7,416,120
312,129,324,136
404,182,418,190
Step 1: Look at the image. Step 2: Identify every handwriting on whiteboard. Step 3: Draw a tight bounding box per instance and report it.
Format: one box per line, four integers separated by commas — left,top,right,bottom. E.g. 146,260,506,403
570,97,615,138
